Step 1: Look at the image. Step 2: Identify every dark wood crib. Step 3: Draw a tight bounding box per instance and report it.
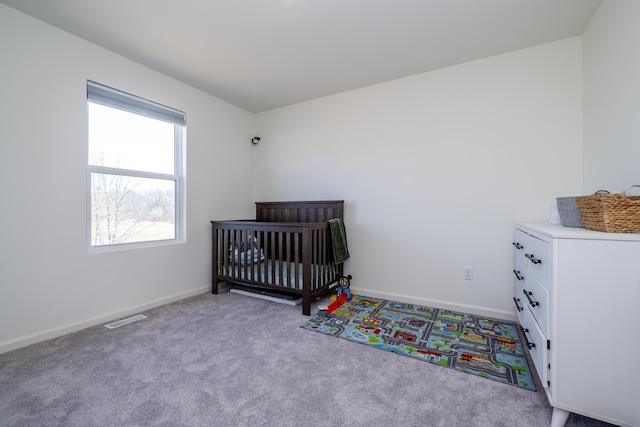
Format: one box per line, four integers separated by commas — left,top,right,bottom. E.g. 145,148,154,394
211,201,345,315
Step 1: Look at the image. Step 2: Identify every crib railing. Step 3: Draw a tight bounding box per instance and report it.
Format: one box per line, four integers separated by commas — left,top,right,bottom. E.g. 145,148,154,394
211,220,340,314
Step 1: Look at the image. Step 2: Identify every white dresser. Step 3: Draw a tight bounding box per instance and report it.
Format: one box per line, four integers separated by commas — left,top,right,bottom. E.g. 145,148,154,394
513,223,640,427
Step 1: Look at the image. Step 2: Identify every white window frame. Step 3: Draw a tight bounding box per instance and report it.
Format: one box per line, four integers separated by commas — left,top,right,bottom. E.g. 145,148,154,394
86,81,186,253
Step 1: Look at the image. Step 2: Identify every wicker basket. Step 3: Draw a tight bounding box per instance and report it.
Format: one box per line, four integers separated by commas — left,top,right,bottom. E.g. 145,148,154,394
575,186,640,233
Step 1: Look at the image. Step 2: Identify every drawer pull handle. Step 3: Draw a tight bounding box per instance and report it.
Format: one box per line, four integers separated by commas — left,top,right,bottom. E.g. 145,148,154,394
519,326,536,349
513,297,523,312
513,269,524,281
523,289,540,307
525,253,542,264
512,242,523,249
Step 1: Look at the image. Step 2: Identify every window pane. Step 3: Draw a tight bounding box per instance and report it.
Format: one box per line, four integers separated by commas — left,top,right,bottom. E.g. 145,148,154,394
88,102,175,174
90,173,175,246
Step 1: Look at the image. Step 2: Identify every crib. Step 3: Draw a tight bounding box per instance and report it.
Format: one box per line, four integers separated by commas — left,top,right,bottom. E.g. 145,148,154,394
211,201,345,315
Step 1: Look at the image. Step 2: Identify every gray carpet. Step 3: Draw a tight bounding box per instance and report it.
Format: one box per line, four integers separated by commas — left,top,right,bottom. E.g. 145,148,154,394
0,289,615,427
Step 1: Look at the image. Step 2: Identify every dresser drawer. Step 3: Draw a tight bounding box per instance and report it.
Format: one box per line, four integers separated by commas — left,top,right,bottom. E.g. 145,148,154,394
515,228,551,289
520,305,549,390
514,257,550,336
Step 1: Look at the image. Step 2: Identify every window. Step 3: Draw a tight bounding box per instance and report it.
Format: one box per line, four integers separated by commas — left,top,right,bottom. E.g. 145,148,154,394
87,81,185,250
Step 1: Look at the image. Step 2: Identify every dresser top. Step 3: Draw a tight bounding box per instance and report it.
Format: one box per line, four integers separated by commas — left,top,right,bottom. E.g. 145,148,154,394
516,222,640,242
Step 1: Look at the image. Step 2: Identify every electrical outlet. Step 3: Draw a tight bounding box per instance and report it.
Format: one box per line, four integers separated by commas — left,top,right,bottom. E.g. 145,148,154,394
464,267,473,280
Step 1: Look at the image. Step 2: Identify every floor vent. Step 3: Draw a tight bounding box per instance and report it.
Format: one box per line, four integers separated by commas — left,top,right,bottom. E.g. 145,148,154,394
104,314,147,329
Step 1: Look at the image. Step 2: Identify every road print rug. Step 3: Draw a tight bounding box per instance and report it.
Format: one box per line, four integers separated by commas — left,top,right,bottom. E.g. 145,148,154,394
301,295,535,391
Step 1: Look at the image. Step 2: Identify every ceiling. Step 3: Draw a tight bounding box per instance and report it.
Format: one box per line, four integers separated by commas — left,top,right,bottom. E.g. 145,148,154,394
2,0,602,113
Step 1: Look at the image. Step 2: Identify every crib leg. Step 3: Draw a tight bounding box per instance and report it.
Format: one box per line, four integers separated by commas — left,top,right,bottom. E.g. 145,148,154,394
302,295,311,316
212,280,219,295
302,300,310,316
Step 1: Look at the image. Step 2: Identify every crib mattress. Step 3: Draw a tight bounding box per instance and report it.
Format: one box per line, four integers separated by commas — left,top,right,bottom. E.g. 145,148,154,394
219,259,332,290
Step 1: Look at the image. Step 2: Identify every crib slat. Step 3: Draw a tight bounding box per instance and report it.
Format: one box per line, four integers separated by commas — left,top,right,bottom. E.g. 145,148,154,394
284,232,291,289
293,233,300,290
301,227,311,315
231,229,237,278
312,229,318,291
318,230,327,288
251,230,262,282
230,229,237,278
269,230,276,286
276,232,282,287
222,230,233,278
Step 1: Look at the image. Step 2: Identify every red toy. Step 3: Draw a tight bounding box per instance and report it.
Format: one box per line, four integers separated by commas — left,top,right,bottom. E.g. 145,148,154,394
326,294,347,314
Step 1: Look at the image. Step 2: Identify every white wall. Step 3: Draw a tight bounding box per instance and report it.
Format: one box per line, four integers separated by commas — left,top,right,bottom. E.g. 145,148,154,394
0,5,254,353
583,0,640,194
253,38,584,319
3,1,611,352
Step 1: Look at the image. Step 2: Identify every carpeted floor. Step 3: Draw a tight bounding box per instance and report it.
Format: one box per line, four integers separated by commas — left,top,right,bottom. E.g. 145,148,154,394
301,295,536,390
0,289,616,427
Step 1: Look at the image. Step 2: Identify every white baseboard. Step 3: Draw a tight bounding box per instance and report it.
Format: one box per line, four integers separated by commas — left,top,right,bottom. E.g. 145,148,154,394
350,287,516,322
0,286,210,355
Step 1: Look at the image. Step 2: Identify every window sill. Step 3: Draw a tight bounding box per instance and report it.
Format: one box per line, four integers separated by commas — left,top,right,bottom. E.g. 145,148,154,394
87,238,186,254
